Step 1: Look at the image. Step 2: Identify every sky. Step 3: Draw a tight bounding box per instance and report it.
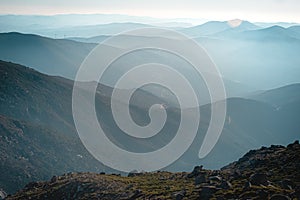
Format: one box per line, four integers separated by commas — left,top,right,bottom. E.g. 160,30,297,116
0,0,300,23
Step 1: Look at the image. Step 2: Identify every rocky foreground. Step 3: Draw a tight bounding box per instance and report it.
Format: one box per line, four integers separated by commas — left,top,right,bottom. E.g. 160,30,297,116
5,141,300,200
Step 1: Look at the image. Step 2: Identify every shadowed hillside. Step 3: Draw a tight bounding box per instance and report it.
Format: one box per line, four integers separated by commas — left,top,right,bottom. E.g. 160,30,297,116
0,60,299,194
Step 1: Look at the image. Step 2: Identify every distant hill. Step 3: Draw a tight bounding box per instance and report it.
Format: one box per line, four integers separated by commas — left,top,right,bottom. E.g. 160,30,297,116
68,35,109,44
250,84,300,107
287,25,300,39
39,22,152,38
181,19,260,37
255,21,300,28
231,25,299,41
7,141,300,200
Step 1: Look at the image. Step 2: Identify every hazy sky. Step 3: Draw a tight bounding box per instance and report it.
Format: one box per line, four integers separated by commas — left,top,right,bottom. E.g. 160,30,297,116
1,0,300,23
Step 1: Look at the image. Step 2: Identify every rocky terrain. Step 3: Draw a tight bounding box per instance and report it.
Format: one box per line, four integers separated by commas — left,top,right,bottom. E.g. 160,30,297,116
5,141,300,200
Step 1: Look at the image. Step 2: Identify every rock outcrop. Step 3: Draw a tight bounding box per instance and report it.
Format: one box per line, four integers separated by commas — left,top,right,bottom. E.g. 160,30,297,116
6,141,300,200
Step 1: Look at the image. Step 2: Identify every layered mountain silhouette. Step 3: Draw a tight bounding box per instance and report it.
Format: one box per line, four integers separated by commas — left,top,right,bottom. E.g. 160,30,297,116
2,23,300,91
0,60,299,195
0,32,256,101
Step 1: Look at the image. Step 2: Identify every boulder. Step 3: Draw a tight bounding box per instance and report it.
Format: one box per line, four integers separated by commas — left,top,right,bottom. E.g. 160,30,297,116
219,181,232,189
280,179,294,190
50,175,57,183
195,174,207,185
249,173,268,186
287,140,299,148
128,170,142,177
188,165,203,178
199,186,218,200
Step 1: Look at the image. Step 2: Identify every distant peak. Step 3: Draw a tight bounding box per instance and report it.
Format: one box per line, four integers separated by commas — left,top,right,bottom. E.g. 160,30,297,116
227,19,243,28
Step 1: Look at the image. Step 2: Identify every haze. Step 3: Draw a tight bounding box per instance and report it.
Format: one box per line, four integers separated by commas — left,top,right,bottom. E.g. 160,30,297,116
1,0,300,23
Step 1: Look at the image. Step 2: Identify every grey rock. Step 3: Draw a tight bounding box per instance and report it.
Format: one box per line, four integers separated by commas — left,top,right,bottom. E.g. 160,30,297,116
209,175,222,182
195,174,207,185
188,165,203,178
219,181,232,189
50,175,57,183
280,179,294,190
0,189,7,200
172,190,186,200
129,189,143,199
243,181,252,190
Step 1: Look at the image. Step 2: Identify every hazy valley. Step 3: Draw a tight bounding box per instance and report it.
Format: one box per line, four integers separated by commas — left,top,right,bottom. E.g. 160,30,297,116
0,14,299,199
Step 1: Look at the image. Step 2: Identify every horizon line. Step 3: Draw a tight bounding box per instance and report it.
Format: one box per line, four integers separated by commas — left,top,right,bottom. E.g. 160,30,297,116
0,12,299,24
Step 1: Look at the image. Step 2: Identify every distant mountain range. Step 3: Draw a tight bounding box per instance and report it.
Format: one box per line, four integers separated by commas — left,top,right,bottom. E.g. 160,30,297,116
1,22,300,91
0,60,299,194
0,14,165,38
0,14,298,38
37,22,152,38
0,31,256,102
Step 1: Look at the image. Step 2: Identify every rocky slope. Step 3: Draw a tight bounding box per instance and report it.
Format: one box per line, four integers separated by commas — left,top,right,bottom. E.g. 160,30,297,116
6,141,300,200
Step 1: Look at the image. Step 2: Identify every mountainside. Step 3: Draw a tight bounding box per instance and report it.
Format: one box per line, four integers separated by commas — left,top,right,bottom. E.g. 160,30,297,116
234,26,299,41
0,32,95,79
250,84,300,107
0,60,183,193
0,60,299,194
287,26,300,39
0,61,113,194
6,141,300,200
0,115,105,195
194,27,300,90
